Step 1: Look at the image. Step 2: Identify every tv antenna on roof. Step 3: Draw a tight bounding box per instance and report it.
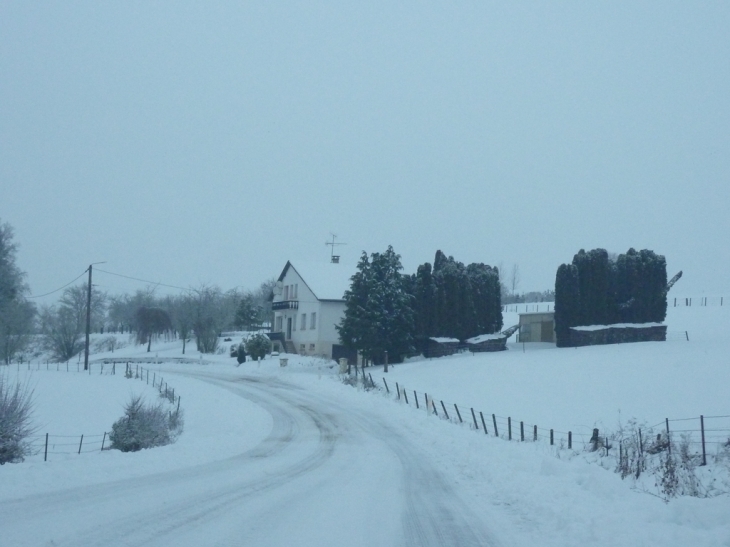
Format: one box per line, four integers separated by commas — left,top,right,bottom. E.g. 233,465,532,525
325,233,346,263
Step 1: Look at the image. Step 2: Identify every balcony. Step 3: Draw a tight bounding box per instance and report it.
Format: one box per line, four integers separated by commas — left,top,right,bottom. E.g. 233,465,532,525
272,300,299,311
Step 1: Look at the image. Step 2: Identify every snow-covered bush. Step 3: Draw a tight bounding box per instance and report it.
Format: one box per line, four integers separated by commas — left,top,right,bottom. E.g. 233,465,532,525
236,343,246,364
0,374,36,464
109,395,183,452
245,333,269,361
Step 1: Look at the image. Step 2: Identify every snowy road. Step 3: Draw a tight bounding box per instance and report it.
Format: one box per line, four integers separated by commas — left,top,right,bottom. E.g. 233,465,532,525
1,370,501,547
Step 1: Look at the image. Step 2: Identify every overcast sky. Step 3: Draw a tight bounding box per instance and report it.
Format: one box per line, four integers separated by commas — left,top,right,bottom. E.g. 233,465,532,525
2,2,728,303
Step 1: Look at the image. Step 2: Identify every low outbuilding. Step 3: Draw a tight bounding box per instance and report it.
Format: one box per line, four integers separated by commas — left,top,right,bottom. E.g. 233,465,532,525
425,337,461,358
465,333,508,352
517,311,556,343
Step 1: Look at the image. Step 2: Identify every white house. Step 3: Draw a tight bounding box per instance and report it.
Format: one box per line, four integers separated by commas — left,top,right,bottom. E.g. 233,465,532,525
268,260,356,362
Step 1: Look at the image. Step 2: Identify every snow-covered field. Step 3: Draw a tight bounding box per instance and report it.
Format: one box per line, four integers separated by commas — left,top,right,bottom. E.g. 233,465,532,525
1,304,729,546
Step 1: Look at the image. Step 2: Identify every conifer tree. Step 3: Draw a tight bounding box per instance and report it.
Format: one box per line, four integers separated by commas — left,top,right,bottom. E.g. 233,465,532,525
337,247,415,363
412,263,436,351
554,263,580,347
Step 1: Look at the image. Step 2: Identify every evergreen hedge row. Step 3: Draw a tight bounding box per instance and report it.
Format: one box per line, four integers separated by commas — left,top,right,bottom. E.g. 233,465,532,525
408,250,503,349
554,248,668,347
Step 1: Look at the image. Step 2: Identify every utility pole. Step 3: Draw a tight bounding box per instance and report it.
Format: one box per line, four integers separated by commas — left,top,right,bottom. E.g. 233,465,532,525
84,261,105,371
84,265,92,371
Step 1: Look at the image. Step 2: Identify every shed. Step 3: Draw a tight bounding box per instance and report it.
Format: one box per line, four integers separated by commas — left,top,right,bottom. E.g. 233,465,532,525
425,337,461,358
465,333,508,352
518,311,556,343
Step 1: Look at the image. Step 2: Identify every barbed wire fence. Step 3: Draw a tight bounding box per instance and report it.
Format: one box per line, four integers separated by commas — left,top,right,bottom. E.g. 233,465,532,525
345,366,730,499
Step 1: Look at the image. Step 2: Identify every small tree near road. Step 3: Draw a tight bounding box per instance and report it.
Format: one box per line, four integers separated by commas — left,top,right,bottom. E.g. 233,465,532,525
245,333,269,361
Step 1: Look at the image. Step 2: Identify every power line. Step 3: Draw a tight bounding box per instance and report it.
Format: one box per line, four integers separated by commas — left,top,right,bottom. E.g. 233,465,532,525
27,270,88,299
94,268,191,292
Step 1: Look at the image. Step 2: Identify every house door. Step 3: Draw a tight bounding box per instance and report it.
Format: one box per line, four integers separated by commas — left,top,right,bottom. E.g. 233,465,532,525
286,318,292,340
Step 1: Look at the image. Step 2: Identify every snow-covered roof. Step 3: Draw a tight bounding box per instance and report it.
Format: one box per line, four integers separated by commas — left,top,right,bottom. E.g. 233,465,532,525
280,261,354,301
429,337,460,344
572,322,664,332
465,333,507,344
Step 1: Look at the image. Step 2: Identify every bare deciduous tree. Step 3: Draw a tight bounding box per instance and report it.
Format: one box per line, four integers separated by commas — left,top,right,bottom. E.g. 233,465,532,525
191,285,227,354
135,307,172,352
510,263,521,297
0,221,35,364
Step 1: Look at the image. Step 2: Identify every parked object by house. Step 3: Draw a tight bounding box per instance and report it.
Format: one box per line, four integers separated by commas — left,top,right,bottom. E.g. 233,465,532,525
518,311,556,343
465,333,508,352
268,260,356,362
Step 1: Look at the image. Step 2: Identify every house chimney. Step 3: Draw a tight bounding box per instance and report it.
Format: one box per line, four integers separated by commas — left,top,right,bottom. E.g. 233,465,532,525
331,255,340,264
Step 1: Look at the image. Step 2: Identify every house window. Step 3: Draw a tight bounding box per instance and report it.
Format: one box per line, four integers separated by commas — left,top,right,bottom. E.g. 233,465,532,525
293,284,298,299
309,343,315,351
310,312,317,329
276,316,283,332
283,285,289,300
299,344,306,354
301,313,307,330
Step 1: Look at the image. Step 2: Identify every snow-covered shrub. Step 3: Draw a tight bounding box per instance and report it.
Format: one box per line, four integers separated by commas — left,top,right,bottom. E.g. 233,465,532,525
245,333,269,361
109,395,183,452
608,419,713,500
0,374,36,464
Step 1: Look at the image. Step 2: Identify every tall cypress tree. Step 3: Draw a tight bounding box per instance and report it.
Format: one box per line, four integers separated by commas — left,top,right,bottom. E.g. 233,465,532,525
554,263,580,347
467,263,503,336
412,262,436,351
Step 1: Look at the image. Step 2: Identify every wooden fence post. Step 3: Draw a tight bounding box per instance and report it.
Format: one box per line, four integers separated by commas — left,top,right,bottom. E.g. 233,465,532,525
441,401,450,420
395,382,400,400
44,433,49,462
520,421,524,441
533,425,537,441
480,411,488,435
550,429,554,445
101,432,107,451
619,440,623,468
568,431,572,450
492,414,499,437
508,417,512,440
414,391,419,409
700,415,707,466
403,389,409,405
454,404,463,423
471,408,479,430
78,434,84,454
666,418,671,455
382,378,390,394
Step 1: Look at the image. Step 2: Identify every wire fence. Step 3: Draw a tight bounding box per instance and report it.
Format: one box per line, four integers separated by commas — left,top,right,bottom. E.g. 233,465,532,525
670,296,729,307
502,303,553,313
344,367,730,496
502,296,730,314
8,360,182,462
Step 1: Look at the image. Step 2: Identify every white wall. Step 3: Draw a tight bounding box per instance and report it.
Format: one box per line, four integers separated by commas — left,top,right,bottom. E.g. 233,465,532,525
272,266,346,358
